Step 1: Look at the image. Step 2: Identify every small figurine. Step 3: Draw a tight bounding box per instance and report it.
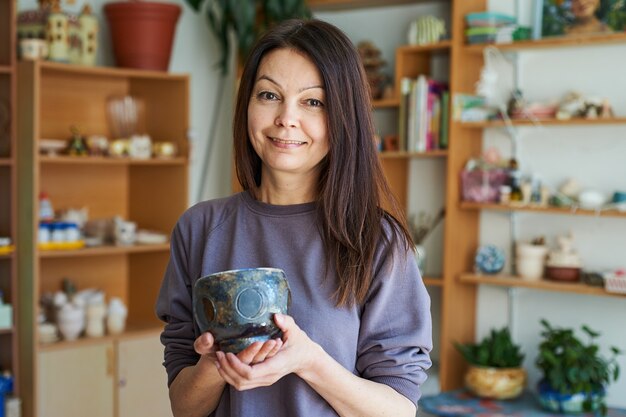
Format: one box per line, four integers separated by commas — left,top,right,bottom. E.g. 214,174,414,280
66,126,88,156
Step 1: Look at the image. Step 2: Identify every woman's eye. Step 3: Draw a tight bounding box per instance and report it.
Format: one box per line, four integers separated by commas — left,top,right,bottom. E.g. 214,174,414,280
307,99,324,108
258,91,278,101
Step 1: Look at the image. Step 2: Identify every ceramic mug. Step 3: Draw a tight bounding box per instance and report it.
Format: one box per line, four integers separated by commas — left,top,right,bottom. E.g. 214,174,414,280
19,39,49,60
193,267,291,353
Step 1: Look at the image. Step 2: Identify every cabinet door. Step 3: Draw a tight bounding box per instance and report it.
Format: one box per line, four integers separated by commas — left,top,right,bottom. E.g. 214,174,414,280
117,333,172,417
38,343,115,417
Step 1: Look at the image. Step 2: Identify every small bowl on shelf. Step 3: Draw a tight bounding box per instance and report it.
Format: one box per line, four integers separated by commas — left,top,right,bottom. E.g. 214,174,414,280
545,265,581,282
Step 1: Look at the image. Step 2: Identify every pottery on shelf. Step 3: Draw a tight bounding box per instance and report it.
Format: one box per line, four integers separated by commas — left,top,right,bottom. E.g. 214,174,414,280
193,268,291,354
537,380,605,414
545,235,582,282
515,242,548,281
465,365,527,400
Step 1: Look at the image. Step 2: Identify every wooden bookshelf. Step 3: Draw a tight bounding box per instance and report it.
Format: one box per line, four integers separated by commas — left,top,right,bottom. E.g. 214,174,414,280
379,150,448,159
308,0,422,10
465,32,626,53
39,156,187,166
17,61,189,417
461,117,626,128
459,274,625,299
372,97,400,108
460,201,626,219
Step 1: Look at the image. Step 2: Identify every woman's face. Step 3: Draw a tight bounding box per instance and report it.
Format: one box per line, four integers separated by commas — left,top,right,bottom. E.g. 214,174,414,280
247,48,329,183
572,0,600,19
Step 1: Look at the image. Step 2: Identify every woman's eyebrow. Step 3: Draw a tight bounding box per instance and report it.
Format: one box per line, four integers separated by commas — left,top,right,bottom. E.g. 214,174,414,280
256,74,324,93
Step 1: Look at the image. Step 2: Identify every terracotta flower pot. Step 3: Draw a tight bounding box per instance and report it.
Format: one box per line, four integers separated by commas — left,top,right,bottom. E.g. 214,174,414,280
104,1,181,71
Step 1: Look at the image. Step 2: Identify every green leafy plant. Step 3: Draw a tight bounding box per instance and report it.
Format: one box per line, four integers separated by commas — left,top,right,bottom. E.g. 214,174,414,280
536,319,622,413
185,0,311,74
455,327,524,368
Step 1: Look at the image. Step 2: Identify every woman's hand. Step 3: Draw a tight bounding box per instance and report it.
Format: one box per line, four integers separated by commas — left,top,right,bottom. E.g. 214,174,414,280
194,331,284,367
214,314,319,390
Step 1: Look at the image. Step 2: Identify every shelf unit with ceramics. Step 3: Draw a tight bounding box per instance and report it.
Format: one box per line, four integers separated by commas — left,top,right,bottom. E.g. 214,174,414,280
17,60,189,417
449,2,626,398
0,0,18,397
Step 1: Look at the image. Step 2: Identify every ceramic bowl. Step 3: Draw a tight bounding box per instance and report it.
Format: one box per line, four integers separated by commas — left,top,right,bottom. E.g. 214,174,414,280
546,265,580,282
193,268,291,353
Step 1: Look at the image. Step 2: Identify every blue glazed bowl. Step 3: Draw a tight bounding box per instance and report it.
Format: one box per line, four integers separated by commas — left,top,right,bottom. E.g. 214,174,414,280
536,380,605,414
193,267,291,353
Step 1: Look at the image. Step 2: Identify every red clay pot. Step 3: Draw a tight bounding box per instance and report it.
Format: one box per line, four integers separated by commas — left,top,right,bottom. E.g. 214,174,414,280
104,1,181,71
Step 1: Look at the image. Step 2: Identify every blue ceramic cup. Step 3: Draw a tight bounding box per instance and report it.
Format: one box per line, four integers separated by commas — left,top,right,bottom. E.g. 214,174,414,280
192,267,291,353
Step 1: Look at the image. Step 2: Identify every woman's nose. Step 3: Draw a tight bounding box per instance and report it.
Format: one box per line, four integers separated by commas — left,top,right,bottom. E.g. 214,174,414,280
274,102,299,128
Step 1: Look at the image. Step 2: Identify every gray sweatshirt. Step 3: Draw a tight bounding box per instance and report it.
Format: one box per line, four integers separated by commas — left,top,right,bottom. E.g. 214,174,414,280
156,191,432,417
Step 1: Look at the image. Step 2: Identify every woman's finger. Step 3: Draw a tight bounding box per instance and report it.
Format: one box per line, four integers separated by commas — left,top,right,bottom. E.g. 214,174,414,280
250,339,277,364
266,338,283,358
194,332,215,355
236,342,264,365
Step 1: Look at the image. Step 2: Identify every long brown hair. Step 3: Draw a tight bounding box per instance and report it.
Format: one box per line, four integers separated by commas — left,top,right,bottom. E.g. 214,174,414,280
233,19,413,306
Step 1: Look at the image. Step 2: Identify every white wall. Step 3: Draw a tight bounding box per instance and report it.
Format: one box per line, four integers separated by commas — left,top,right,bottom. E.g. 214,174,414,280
18,0,235,205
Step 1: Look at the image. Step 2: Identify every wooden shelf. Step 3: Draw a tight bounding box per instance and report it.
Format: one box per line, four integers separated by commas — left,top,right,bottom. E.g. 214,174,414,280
460,201,626,218
372,97,399,108
0,251,15,259
397,40,452,54
465,32,626,53
37,323,163,352
0,327,14,335
424,277,444,287
36,60,187,80
308,0,426,11
461,117,626,128
460,273,625,298
0,158,12,166
40,156,187,166
38,243,170,258
0,65,12,74
379,150,448,159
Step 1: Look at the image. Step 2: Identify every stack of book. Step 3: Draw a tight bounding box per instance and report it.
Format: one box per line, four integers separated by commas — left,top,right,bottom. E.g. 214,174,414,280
398,75,450,153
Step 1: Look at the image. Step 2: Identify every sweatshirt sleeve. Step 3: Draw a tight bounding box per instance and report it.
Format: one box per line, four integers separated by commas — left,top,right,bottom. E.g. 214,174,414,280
155,217,201,387
355,236,433,405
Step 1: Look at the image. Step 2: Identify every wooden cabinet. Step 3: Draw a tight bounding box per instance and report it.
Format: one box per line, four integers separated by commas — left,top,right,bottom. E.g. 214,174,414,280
117,333,172,417
0,0,18,395
38,343,115,417
37,332,171,417
17,61,188,417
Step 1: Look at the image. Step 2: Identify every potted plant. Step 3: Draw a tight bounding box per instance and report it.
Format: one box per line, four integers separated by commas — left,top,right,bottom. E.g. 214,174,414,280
104,1,182,71
185,0,311,74
536,319,622,415
455,327,526,400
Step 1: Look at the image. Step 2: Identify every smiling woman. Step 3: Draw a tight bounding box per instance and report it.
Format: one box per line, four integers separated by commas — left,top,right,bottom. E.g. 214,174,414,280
246,48,329,202
157,18,432,417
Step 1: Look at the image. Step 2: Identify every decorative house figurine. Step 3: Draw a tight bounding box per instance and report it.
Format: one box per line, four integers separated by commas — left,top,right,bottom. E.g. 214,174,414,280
46,0,69,62
69,4,98,66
